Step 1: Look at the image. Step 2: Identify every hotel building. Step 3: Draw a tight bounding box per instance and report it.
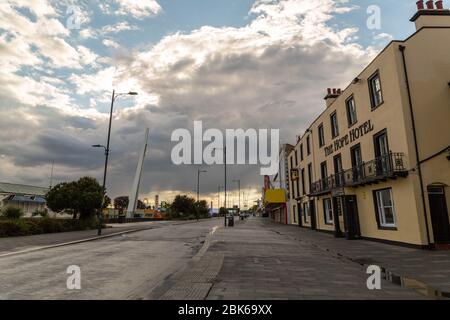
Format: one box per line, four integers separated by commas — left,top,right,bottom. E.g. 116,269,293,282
287,1,450,248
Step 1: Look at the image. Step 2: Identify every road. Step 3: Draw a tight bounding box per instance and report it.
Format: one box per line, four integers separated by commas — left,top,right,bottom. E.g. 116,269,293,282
0,219,222,299
0,217,429,300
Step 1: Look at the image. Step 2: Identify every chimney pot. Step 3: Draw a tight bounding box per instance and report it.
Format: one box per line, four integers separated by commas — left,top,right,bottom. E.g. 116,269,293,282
417,0,425,10
426,0,434,9
337,89,342,94
333,88,337,94
327,88,332,95
435,0,444,9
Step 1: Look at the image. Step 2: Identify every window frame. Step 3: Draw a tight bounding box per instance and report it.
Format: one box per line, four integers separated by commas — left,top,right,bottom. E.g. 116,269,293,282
373,188,397,230
303,202,310,223
318,123,325,148
345,95,358,127
306,136,311,156
323,198,334,225
330,111,339,138
368,71,384,110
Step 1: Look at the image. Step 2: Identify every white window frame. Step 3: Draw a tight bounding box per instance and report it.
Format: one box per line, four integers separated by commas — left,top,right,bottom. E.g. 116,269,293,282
369,72,383,108
303,202,310,223
324,198,334,225
346,96,357,126
375,188,397,228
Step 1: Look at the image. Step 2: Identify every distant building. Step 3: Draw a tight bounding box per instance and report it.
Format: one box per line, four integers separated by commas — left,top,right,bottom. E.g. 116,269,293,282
0,182,49,216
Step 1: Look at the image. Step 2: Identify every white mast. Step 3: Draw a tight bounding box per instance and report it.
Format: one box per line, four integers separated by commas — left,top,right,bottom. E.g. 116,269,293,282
127,128,149,218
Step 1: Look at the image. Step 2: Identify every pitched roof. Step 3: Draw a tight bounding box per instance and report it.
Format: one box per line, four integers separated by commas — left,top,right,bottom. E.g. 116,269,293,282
0,182,49,196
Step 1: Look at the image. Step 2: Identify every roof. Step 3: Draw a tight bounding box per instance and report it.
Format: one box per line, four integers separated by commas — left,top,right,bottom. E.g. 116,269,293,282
0,182,49,196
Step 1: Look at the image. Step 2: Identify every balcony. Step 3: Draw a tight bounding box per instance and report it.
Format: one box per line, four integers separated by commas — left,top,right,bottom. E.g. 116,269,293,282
310,152,408,196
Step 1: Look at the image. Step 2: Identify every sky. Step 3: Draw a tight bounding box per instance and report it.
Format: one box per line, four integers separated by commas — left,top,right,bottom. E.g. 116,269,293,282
0,0,425,208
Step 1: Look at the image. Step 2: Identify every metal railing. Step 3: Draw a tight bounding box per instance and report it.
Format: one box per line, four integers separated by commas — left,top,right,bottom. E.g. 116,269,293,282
310,152,407,195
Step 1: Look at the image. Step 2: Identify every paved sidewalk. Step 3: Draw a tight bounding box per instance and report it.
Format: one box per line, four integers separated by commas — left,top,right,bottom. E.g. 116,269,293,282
155,217,427,300
266,220,450,298
0,223,159,256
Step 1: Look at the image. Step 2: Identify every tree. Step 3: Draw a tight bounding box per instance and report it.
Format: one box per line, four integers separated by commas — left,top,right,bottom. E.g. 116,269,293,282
114,196,129,215
103,195,111,209
170,195,196,219
137,200,146,210
46,177,103,220
219,207,228,217
194,200,210,220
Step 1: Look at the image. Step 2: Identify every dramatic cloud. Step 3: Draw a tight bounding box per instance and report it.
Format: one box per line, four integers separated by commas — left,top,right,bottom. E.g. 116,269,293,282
0,0,378,206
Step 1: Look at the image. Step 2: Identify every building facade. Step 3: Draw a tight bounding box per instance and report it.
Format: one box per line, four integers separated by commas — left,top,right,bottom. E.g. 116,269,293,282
0,182,49,216
288,2,450,248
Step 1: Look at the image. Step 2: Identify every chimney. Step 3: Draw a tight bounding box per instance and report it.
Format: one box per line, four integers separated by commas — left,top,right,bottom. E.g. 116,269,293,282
324,88,341,108
417,0,425,10
410,0,450,30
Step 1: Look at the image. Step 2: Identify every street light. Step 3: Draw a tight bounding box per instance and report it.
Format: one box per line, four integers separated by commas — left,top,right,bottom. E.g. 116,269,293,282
214,147,227,227
233,179,241,213
92,90,138,236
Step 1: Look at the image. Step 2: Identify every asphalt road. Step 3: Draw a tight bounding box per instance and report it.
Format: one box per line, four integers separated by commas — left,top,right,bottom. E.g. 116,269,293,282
0,219,222,300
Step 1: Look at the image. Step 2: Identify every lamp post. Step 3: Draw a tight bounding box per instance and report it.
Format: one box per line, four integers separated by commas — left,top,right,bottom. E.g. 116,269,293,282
93,90,138,236
233,179,241,213
214,147,227,226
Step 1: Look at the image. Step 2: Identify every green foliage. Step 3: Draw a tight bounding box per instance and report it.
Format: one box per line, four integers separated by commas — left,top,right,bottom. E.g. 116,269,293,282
0,218,99,238
168,195,210,220
46,177,104,220
195,200,210,219
1,207,24,219
32,208,49,218
114,196,129,214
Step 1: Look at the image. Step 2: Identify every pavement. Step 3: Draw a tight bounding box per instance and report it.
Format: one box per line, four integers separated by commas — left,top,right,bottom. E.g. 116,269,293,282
265,221,450,298
152,217,433,300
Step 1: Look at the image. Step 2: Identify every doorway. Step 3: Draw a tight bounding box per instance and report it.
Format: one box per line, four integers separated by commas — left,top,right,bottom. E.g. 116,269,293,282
428,186,450,244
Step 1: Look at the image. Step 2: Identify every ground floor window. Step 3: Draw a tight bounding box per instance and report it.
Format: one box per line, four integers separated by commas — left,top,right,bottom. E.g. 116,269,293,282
373,188,397,229
323,198,334,225
303,202,310,223
293,205,297,223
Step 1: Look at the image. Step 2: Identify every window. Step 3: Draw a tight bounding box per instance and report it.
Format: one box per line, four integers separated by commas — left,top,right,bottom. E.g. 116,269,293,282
306,136,311,155
323,198,334,225
303,202,310,223
307,163,313,191
351,144,363,182
293,205,297,223
300,144,304,161
290,156,294,200
318,124,325,147
374,130,391,175
346,96,357,126
301,168,306,196
295,149,299,167
320,161,328,189
369,72,383,109
330,111,339,138
333,154,343,187
373,188,397,229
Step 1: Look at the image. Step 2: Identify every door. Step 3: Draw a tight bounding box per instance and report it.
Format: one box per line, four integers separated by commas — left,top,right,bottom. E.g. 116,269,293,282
309,200,317,230
374,131,390,175
351,144,362,182
428,187,450,244
344,195,361,240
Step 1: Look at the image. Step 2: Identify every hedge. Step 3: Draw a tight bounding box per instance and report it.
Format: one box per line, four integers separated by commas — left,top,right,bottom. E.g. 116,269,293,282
0,218,101,238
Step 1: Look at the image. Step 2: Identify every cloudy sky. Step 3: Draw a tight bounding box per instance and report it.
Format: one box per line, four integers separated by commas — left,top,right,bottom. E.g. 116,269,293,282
0,0,422,208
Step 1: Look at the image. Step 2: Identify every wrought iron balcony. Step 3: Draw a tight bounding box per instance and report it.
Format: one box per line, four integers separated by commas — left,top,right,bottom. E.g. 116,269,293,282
310,152,408,196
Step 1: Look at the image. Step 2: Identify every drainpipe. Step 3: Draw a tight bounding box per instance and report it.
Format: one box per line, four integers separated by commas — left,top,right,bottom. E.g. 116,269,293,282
399,45,431,247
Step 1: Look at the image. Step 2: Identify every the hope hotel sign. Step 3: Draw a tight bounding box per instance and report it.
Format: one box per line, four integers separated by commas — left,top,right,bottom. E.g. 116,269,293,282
324,120,375,157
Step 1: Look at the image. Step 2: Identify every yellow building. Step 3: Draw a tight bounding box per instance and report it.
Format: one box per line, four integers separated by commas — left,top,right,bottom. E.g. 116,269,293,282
288,2,450,249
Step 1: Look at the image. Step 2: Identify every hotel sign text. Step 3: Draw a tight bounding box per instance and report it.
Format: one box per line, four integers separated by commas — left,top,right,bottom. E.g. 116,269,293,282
324,120,374,157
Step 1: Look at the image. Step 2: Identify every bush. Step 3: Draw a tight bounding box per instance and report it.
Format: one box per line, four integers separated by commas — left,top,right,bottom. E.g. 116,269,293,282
1,207,24,219
32,208,49,218
0,218,100,238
